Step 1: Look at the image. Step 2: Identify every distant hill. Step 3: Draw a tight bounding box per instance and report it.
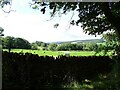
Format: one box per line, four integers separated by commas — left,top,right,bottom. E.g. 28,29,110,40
48,39,105,44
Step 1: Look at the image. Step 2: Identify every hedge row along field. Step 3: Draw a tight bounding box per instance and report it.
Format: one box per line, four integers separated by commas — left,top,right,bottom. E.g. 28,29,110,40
2,51,113,89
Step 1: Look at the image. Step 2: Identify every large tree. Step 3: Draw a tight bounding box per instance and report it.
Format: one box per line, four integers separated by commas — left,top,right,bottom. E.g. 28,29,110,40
2,36,31,51
3,36,15,53
30,1,120,39
14,37,31,49
1,1,120,38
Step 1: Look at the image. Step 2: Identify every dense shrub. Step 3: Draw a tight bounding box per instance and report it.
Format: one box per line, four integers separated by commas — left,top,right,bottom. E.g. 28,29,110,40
2,51,113,89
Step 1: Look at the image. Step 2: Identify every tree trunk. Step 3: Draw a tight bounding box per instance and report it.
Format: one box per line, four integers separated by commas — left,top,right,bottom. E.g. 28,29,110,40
8,47,11,54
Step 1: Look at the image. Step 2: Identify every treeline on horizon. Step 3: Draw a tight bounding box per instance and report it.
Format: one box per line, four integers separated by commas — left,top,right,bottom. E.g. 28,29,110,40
1,36,105,51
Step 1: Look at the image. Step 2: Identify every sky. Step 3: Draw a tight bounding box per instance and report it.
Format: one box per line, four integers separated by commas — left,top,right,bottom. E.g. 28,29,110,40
0,0,102,43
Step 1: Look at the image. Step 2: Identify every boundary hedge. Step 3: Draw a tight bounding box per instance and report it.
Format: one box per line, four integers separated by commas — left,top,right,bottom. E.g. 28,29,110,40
2,51,113,89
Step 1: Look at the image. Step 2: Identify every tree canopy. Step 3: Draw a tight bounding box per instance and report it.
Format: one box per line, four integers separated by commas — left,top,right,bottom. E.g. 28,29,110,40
102,32,119,42
2,36,31,52
30,1,120,39
1,1,120,38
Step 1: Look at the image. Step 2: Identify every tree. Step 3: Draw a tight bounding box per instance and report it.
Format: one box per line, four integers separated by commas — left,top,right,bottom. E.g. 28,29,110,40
48,43,57,51
14,38,31,49
102,32,119,42
74,43,83,50
102,32,120,55
31,41,48,50
93,32,120,56
40,42,47,47
2,36,31,50
3,36,15,53
1,1,120,38
31,43,38,50
83,43,98,51
34,41,44,46
30,2,120,39
56,43,79,51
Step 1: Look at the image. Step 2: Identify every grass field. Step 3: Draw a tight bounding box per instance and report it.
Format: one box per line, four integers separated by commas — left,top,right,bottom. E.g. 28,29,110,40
3,49,112,56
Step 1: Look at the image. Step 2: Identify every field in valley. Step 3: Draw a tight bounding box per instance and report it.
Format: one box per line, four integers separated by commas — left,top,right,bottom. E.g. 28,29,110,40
3,49,112,56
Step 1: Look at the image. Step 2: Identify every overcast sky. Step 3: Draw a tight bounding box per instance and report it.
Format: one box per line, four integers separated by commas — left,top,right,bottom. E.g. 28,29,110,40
0,0,101,43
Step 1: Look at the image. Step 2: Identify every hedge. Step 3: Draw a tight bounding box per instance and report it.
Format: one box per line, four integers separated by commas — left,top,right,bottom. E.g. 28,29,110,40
2,51,113,89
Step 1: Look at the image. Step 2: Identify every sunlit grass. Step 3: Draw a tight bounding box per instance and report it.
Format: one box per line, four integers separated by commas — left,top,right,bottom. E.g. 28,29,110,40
3,49,112,56
62,80,94,89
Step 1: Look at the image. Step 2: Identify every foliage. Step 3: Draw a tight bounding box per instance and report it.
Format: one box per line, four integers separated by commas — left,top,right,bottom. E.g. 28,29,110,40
95,32,120,56
31,41,48,50
62,80,93,89
2,36,15,53
2,1,120,38
30,41,100,51
0,0,14,13
102,32,119,42
14,38,31,49
92,56,120,90
34,41,47,47
0,0,11,8
93,33,120,90
103,32,120,53
56,43,73,51
75,43,83,50
31,2,120,39
83,43,98,51
48,43,57,51
2,51,113,89
2,36,103,52
2,36,31,50
56,43,84,51
31,43,38,50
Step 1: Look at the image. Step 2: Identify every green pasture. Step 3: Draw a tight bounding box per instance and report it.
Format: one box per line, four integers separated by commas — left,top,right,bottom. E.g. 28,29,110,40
3,49,112,56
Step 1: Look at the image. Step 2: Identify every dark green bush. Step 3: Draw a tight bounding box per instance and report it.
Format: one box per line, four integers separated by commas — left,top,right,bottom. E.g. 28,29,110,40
2,51,113,89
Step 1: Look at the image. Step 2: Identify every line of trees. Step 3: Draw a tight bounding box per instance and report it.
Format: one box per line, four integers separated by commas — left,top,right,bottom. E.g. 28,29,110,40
48,42,98,51
1,36,31,52
2,36,103,52
3,35,118,54
30,32,120,56
31,41,103,52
